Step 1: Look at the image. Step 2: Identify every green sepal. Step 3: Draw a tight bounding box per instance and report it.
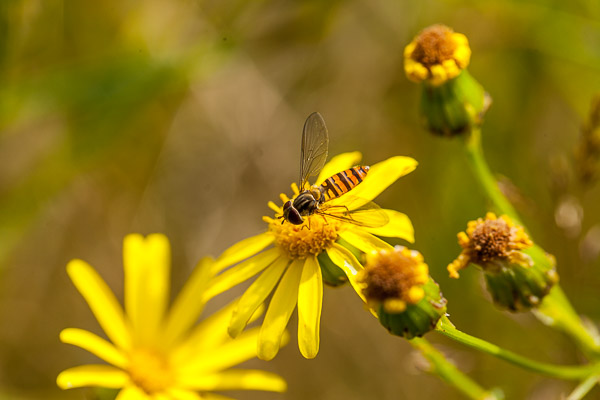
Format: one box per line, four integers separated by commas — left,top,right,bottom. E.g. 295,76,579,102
377,278,447,339
420,70,488,136
318,251,348,287
483,247,558,312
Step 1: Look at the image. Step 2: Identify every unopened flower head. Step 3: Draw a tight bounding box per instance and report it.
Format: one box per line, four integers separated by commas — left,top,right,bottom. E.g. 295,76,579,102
404,24,489,136
57,234,287,399
359,246,447,339
206,151,417,360
404,24,471,86
448,213,559,311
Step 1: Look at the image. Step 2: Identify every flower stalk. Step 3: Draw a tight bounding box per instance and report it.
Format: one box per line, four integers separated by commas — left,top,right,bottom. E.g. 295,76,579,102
409,336,501,400
436,316,600,380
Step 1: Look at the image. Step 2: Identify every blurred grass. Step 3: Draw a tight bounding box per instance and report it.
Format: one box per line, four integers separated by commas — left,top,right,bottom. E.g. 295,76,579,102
0,0,599,399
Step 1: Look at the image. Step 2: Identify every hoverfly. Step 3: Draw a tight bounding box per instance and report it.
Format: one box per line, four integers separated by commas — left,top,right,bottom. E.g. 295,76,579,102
281,112,388,228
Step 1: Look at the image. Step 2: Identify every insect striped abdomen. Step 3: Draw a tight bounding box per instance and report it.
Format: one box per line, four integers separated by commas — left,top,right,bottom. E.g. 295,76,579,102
320,166,369,201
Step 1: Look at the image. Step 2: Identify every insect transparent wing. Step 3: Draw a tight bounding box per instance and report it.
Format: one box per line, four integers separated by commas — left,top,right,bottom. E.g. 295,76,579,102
319,199,389,228
299,112,329,189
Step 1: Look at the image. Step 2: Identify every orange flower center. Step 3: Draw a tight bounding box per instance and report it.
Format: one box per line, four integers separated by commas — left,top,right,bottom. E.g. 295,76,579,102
128,348,174,394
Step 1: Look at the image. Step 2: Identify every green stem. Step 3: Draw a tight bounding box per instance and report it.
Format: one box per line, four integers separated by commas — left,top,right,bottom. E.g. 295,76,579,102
409,336,500,399
463,126,522,225
566,374,600,400
436,316,600,380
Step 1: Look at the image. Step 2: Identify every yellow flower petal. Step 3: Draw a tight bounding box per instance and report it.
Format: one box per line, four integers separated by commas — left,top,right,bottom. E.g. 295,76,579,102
363,209,414,242
213,233,275,273
164,388,203,400
178,369,286,392
60,328,128,369
66,259,131,350
57,365,129,389
196,393,235,400
297,255,322,359
177,328,261,375
203,249,281,301
123,234,170,346
331,156,417,208
326,244,366,303
162,257,213,347
172,302,265,364
316,151,362,185
258,259,303,360
115,385,148,400
229,257,289,338
339,228,393,254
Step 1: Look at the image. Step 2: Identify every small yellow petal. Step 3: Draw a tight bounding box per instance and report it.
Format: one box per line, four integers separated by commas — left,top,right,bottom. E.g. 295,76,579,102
404,58,429,82
60,328,128,368
115,385,148,400
164,388,203,400
213,233,275,273
177,328,261,375
403,41,416,58
363,209,414,242
326,244,366,303
383,299,407,313
123,233,170,346
339,228,393,254
66,259,131,350
258,259,303,360
178,369,286,392
162,257,213,347
316,151,362,185
57,365,128,389
429,64,448,86
332,156,417,207
229,257,288,338
297,256,323,359
204,249,281,301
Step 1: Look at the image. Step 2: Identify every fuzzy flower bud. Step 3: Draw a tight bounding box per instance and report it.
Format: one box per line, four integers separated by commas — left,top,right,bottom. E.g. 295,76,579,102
448,213,559,311
404,24,490,136
360,246,447,339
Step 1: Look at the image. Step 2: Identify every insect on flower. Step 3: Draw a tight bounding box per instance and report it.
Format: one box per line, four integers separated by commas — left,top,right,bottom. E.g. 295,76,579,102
282,112,389,228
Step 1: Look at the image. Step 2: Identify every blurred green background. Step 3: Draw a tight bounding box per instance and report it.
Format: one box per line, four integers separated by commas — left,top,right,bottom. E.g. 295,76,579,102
1,0,600,398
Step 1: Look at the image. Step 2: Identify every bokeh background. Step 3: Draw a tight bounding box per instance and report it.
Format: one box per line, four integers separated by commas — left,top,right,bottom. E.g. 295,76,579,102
1,0,600,399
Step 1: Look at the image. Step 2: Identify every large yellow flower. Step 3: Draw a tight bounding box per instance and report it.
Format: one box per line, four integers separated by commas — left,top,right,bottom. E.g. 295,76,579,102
204,152,417,360
57,234,287,400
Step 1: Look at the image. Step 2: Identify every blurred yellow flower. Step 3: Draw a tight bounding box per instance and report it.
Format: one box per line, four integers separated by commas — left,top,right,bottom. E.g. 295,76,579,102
404,24,471,86
204,152,417,360
57,234,287,400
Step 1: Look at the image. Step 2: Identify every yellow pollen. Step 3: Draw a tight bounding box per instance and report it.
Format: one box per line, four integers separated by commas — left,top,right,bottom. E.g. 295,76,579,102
269,213,341,259
361,246,429,312
128,348,174,395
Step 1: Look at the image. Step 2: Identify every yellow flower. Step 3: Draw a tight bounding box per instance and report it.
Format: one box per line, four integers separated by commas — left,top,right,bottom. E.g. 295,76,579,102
448,213,559,311
448,212,533,279
360,246,430,313
404,24,471,86
357,246,446,339
204,152,417,360
57,234,287,399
